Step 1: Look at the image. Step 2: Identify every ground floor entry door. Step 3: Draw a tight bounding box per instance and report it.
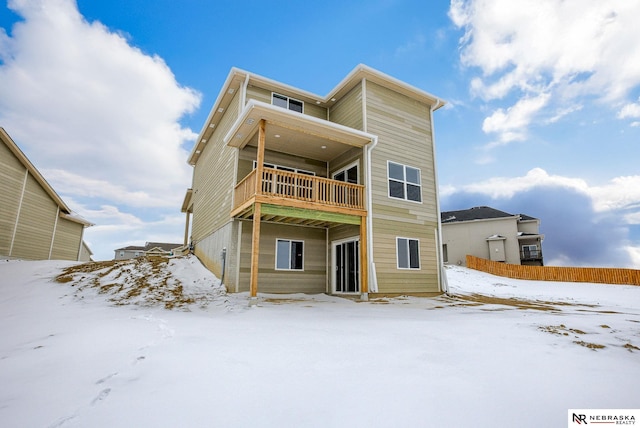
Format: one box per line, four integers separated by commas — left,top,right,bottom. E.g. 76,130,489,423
333,238,360,293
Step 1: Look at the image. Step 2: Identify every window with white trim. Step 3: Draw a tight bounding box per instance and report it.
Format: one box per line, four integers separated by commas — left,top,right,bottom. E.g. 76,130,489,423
252,161,315,176
397,237,420,269
388,161,422,202
272,93,303,113
521,244,539,258
276,239,304,270
332,162,359,184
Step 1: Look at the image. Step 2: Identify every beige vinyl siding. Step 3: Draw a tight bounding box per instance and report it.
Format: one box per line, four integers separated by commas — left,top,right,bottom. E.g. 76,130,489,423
329,84,363,130
193,220,238,287
51,217,83,260
246,86,272,104
0,141,26,256
328,224,359,243
238,222,326,293
191,91,241,242
365,81,440,293
246,85,327,119
11,174,57,260
79,241,92,262
442,218,522,266
329,147,363,182
372,218,439,293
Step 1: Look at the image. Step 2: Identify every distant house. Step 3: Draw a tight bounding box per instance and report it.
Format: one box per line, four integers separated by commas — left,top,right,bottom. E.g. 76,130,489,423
441,206,544,266
114,242,182,260
0,128,93,261
181,65,447,298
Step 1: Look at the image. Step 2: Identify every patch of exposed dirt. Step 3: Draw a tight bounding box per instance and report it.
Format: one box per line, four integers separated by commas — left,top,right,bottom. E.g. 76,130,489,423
574,341,606,350
444,294,564,311
54,256,219,310
539,324,587,337
538,324,613,351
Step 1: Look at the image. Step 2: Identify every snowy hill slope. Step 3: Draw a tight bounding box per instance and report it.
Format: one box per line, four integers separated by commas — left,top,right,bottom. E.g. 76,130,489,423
0,256,638,427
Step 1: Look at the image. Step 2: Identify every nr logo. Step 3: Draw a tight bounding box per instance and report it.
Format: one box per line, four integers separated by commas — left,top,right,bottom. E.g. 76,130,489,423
573,413,588,424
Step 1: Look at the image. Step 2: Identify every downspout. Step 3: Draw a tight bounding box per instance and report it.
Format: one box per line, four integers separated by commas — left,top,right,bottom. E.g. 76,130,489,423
220,247,227,284
362,78,379,294
430,98,449,294
365,136,379,293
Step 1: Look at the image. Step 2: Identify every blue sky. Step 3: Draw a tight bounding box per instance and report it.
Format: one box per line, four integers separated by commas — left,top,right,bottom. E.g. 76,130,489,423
2,0,640,266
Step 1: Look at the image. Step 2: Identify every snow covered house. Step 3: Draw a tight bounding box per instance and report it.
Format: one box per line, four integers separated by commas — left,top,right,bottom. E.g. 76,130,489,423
441,206,544,267
0,128,93,261
181,65,446,298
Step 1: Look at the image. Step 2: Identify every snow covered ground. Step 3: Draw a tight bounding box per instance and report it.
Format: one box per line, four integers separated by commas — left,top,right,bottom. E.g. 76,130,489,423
0,256,638,428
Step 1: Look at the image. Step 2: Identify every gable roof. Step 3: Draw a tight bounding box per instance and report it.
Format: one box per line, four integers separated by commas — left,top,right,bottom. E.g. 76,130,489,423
1,127,92,227
441,206,540,224
441,206,515,223
518,214,538,221
144,242,181,252
115,242,182,252
188,64,446,165
115,245,146,251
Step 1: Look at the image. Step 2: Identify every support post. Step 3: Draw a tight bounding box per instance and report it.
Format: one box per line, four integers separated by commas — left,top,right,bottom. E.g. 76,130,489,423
183,211,191,247
249,202,262,299
249,119,267,301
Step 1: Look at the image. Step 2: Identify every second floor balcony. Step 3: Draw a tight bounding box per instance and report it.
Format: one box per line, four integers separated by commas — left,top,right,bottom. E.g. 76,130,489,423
232,167,366,220
520,248,543,261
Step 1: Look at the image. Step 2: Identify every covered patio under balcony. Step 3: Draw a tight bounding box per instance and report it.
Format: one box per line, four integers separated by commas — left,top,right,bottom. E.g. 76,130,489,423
224,100,375,298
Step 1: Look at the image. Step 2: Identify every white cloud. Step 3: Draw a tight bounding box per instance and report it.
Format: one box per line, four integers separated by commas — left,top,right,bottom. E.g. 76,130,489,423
63,197,186,260
481,93,550,146
617,98,640,119
589,175,640,212
450,0,640,142
449,167,640,217
43,169,180,208
626,246,640,267
459,167,589,199
0,0,201,208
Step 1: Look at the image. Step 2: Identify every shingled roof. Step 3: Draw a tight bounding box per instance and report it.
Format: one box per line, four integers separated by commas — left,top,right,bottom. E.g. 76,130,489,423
115,242,181,252
441,206,538,223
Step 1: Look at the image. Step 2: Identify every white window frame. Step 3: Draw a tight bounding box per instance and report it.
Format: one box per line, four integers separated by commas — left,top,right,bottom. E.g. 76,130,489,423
396,237,421,270
253,161,315,176
522,244,539,257
272,92,304,113
275,239,305,271
332,160,360,184
387,161,422,203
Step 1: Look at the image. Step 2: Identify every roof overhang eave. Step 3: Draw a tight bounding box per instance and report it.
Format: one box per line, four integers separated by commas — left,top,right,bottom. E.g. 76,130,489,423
223,99,376,149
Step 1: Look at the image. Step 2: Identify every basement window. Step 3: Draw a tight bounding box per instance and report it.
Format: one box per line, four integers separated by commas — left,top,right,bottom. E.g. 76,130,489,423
276,239,304,270
397,237,420,269
272,93,304,113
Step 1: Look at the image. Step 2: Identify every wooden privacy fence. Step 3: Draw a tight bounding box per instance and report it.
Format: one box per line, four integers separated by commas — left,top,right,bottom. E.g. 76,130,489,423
466,255,640,286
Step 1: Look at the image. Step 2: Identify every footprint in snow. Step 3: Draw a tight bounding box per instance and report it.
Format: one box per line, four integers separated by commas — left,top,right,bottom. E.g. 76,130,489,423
91,388,111,405
96,372,118,384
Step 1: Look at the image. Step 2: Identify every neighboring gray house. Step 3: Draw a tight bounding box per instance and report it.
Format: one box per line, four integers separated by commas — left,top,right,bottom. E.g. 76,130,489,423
441,206,544,266
114,242,182,260
1,127,93,261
